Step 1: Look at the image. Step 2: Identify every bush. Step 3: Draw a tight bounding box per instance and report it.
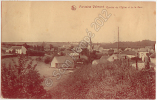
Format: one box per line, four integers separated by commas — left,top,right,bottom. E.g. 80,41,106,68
1,55,51,99
44,56,53,64
27,50,45,56
48,60,155,99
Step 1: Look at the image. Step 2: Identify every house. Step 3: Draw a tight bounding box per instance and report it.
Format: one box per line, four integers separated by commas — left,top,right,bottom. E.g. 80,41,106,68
93,45,100,51
62,44,71,49
92,55,109,65
138,48,148,52
44,44,51,51
113,48,122,54
138,49,149,61
124,48,132,51
107,54,119,62
92,59,100,65
132,63,145,70
102,49,109,54
120,51,137,59
98,47,104,53
150,53,156,69
6,46,27,54
51,56,74,68
79,55,88,60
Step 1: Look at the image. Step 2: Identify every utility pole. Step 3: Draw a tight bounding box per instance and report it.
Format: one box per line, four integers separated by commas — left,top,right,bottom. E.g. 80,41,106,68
89,36,92,55
118,27,119,59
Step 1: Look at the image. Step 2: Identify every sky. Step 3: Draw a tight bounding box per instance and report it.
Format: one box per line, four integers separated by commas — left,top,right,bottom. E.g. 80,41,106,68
1,1,156,43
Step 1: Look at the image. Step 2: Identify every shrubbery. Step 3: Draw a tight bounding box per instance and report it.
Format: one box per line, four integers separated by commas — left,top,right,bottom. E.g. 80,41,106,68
48,60,155,99
44,56,53,64
27,50,45,56
1,55,51,99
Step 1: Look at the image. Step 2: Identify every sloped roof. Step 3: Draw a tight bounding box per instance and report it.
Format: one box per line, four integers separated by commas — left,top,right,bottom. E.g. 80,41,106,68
92,59,100,63
100,55,110,60
138,48,148,52
10,46,23,49
93,45,100,50
121,51,136,55
80,55,88,60
54,56,74,63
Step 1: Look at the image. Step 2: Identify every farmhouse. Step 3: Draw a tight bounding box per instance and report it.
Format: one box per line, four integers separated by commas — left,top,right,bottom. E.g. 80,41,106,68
6,46,27,54
51,56,74,68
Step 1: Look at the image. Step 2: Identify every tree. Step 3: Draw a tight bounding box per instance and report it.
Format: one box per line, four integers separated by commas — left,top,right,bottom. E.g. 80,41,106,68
89,50,97,63
1,55,50,99
69,45,74,50
49,44,53,50
23,43,29,49
108,49,114,56
80,48,89,57
120,47,126,51
12,49,16,54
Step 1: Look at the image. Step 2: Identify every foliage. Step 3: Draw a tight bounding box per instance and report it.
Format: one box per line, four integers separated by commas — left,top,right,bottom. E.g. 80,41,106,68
1,55,50,99
44,56,53,64
101,40,155,49
23,43,30,49
108,49,114,56
49,44,53,50
48,60,155,99
27,50,45,56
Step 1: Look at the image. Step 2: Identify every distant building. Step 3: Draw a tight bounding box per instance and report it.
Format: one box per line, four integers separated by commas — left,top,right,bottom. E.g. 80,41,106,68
102,49,109,54
92,59,100,65
6,46,27,54
51,56,74,68
132,63,145,70
44,44,51,51
93,45,100,51
113,48,122,54
107,54,119,62
150,53,156,68
62,44,71,49
98,47,104,53
124,48,132,51
92,55,109,65
138,49,149,61
120,51,137,59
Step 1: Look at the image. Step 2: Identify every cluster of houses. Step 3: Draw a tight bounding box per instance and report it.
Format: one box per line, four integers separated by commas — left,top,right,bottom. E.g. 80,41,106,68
92,45,156,70
6,46,27,54
5,43,156,70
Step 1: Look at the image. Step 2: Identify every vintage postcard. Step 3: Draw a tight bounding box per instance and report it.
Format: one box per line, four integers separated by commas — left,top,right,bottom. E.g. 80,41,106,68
1,1,156,99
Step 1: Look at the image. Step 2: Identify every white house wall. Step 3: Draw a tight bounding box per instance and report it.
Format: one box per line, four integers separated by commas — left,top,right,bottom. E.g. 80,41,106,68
22,46,27,54
51,57,58,67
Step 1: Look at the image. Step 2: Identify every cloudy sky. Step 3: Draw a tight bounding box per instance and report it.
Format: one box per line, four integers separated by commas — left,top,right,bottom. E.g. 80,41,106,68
2,1,156,43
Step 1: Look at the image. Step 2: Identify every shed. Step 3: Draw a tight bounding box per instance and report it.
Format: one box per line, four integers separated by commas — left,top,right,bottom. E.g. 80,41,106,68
51,56,74,68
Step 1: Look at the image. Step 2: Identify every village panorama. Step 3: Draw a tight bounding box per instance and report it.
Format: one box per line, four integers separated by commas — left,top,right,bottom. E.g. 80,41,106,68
1,1,156,99
1,39,156,99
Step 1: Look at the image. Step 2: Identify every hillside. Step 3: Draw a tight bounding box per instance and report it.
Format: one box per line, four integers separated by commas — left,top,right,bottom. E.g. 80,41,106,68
100,40,156,49
48,60,155,99
2,40,155,49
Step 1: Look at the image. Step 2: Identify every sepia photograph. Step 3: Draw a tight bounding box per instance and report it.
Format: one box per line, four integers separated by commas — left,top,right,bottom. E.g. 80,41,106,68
1,1,156,99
